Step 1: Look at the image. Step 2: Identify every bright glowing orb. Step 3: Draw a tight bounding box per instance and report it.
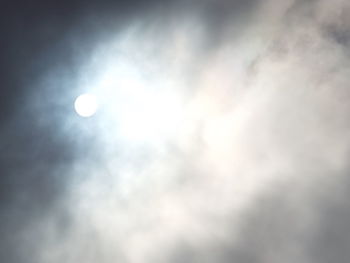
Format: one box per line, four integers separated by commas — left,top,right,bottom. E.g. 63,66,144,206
74,94,98,117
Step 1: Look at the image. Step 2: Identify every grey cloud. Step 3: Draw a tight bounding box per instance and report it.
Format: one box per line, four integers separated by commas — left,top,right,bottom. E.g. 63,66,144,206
2,0,350,263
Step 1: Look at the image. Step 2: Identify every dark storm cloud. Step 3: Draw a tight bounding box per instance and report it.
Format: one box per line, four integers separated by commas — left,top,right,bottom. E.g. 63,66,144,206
0,1,135,261
2,0,350,262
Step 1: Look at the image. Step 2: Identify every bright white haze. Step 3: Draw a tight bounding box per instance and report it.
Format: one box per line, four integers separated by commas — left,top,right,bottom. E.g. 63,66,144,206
31,1,350,263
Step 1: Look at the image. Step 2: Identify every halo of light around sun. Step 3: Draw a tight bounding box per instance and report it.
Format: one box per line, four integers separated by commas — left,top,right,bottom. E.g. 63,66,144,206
74,93,98,117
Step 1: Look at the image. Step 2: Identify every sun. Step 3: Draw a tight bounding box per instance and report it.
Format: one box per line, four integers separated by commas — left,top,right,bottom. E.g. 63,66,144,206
74,93,98,117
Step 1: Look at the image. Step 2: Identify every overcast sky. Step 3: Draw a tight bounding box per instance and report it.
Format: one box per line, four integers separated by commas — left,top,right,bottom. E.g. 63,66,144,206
1,0,350,262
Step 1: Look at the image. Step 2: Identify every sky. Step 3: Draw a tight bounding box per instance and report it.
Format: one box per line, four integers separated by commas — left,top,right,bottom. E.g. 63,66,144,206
1,0,350,262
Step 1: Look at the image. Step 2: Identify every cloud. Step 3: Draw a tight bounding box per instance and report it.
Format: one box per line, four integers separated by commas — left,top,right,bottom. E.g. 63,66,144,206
2,0,350,262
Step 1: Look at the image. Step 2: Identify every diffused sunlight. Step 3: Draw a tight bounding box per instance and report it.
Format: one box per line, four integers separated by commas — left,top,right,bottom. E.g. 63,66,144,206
74,93,98,117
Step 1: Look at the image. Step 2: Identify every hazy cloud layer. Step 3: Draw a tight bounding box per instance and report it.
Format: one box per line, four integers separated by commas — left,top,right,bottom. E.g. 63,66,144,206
1,0,350,262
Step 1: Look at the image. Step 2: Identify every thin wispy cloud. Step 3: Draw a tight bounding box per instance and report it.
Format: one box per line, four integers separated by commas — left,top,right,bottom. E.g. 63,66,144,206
1,0,350,262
